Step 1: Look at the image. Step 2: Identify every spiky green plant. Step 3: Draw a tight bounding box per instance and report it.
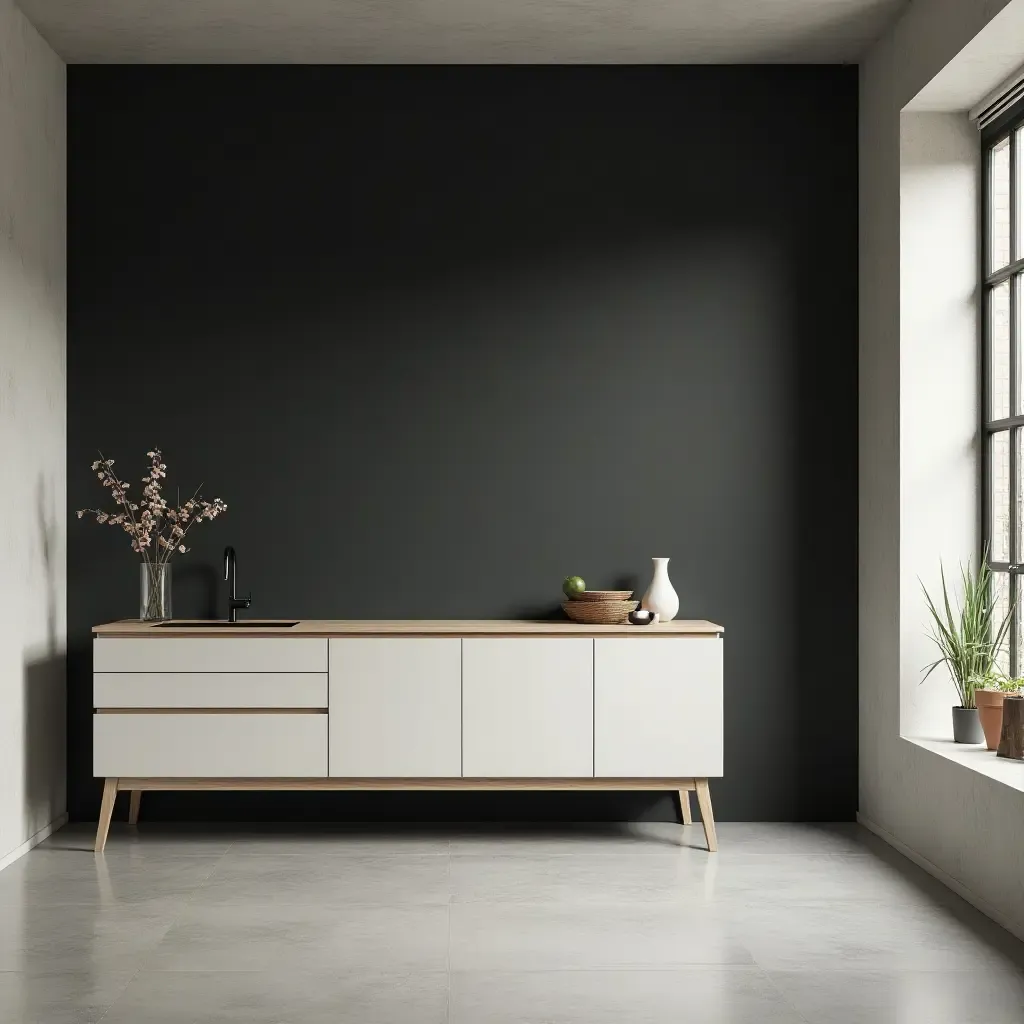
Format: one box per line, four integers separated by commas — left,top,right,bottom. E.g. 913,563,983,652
921,556,1013,710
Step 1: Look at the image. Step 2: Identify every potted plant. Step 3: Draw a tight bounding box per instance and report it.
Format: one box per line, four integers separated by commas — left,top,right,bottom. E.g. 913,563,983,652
977,676,1024,750
921,555,1013,744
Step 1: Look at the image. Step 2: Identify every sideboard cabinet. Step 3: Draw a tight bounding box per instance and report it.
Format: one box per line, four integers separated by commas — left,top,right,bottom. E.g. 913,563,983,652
92,619,724,852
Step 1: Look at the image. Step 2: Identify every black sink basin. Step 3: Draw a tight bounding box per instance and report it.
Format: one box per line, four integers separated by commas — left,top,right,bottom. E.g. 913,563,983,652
153,620,299,628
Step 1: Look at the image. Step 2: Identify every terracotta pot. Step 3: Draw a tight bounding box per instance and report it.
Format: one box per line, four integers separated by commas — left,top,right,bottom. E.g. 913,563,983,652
976,689,1009,750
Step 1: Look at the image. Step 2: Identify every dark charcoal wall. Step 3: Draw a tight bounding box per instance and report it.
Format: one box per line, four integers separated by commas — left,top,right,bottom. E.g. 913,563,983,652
68,66,858,824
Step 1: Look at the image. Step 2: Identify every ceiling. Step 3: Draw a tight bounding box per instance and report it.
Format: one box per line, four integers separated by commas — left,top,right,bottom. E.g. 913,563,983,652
18,0,908,64
908,0,1024,111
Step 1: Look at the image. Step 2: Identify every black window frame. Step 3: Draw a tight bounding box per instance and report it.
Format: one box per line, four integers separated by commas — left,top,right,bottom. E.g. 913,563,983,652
983,101,1024,677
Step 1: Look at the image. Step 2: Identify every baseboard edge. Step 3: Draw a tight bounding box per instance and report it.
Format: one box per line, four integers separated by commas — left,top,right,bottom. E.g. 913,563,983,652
857,811,1024,944
0,813,69,873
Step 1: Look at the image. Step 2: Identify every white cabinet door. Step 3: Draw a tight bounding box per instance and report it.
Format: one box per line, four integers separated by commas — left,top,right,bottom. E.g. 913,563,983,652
329,638,461,777
94,713,327,777
594,637,723,778
462,638,593,778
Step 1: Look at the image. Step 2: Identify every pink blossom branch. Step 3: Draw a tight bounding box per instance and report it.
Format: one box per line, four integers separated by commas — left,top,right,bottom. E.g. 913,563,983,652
77,451,152,562
77,447,227,568
159,489,227,566
157,482,204,566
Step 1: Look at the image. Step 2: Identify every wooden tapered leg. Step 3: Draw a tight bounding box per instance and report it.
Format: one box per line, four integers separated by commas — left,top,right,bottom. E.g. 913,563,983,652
679,788,693,825
694,778,718,853
128,790,142,826
95,778,118,853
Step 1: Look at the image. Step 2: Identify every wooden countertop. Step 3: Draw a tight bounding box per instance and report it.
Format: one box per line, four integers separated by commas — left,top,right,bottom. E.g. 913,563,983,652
93,619,724,638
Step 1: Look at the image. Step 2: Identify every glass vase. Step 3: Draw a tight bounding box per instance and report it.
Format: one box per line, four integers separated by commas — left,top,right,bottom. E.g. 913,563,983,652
140,562,172,621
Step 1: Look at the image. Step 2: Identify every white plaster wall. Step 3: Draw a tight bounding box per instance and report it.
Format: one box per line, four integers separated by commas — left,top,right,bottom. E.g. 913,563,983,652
898,111,980,741
860,0,1024,938
0,0,66,862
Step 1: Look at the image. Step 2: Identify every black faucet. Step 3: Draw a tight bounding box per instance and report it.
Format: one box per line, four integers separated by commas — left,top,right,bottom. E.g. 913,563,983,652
224,546,252,623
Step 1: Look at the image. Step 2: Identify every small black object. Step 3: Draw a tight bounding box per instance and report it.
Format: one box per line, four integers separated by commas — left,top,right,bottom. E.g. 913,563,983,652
224,546,253,622
629,609,655,625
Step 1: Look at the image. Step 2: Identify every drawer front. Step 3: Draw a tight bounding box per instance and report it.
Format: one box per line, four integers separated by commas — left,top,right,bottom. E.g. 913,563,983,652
94,638,328,673
462,638,593,778
328,638,461,777
94,713,327,777
94,673,327,709
594,637,723,778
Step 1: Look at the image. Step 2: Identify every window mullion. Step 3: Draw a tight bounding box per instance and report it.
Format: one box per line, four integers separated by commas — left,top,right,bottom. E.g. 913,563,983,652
983,414,1024,431
984,135,995,668
1011,426,1019,677
984,254,1024,288
1013,132,1019,267
1011,130,1019,676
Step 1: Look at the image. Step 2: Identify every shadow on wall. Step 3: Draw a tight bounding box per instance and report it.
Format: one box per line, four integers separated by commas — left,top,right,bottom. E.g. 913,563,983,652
21,476,66,840
23,652,66,838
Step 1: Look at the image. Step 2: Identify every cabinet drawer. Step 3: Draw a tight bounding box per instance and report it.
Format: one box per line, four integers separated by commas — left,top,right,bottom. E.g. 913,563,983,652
462,638,593,778
94,638,327,673
594,637,723,777
94,673,327,709
94,713,327,777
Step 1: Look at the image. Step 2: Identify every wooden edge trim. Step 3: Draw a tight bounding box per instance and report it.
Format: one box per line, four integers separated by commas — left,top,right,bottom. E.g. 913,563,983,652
94,708,328,715
92,630,723,639
113,777,703,792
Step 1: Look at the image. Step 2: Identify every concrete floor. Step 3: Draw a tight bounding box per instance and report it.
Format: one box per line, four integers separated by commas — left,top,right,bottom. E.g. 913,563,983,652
0,821,1023,1022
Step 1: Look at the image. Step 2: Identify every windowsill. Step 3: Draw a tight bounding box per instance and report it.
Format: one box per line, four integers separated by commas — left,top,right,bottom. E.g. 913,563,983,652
903,735,1024,793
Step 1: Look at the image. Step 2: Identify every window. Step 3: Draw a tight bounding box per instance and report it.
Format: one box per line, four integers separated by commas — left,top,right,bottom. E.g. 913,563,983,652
984,108,1024,675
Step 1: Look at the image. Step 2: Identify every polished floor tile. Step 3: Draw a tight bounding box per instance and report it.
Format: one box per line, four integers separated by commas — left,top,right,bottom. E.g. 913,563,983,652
194,851,450,906
447,821,703,857
449,851,709,904
446,821,868,858
0,849,222,906
449,901,755,969
691,852,948,905
3,822,1024,1024
732,898,1019,972
39,823,236,857
448,850,938,906
100,969,448,1024
0,968,138,1024
147,901,450,973
708,821,870,856
769,967,1024,1023
0,898,184,973
215,826,452,859
449,968,804,1024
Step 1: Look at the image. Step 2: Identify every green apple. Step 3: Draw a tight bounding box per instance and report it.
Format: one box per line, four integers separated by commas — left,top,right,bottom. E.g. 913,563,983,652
562,575,586,598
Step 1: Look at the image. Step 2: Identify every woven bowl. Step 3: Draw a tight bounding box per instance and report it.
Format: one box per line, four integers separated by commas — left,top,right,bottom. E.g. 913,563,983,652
572,590,634,602
562,600,639,625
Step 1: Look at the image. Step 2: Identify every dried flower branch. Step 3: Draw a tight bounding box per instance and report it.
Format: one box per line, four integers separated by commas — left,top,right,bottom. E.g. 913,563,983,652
77,447,227,569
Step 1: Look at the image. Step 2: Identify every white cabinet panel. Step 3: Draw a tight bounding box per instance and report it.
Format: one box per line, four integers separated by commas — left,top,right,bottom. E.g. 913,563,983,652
329,638,461,777
93,713,327,777
462,639,593,778
594,637,723,778
94,638,327,673
93,673,327,709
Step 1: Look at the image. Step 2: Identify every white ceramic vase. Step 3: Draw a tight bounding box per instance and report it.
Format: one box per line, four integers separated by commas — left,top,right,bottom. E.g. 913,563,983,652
641,557,679,621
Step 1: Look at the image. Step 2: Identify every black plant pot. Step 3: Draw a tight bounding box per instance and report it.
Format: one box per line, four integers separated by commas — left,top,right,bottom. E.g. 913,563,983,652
952,706,984,744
